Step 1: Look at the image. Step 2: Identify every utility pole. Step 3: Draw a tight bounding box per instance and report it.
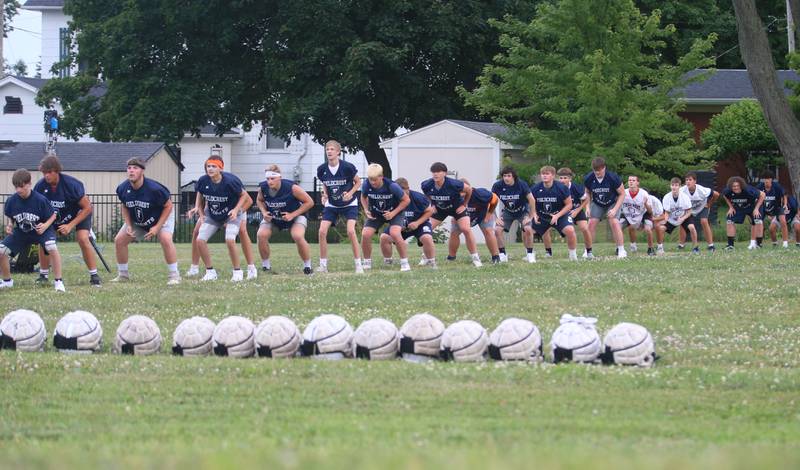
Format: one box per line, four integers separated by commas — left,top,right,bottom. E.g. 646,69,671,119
790,0,797,53
1,0,5,78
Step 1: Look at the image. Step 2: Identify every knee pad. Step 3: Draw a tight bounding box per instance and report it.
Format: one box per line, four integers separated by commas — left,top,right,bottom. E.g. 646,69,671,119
44,240,58,253
0,244,10,256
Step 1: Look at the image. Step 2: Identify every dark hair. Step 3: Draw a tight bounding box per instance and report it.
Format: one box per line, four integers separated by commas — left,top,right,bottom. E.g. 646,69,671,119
38,154,63,173
628,174,639,181
670,177,682,185
760,169,775,179
591,157,606,171
684,171,698,181
126,158,146,170
12,169,32,187
500,166,517,181
557,167,574,178
395,177,409,189
430,162,448,173
727,176,746,190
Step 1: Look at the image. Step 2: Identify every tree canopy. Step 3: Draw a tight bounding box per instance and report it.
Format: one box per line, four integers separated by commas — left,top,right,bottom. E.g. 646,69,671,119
461,0,716,193
37,0,537,177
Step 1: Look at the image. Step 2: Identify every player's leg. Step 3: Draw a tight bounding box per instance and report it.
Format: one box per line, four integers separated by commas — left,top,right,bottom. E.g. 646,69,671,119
542,230,552,257
494,221,507,262
768,216,779,244
420,233,436,267
361,224,377,268
290,220,312,274
40,238,65,292
186,223,202,276
0,242,11,286
643,222,655,255
678,226,687,248
156,218,180,284
793,216,800,245
224,220,243,280
345,216,363,273
257,222,273,270
725,213,738,249
688,220,699,252
196,222,219,280
608,214,626,258
749,214,763,249
75,228,101,286
458,215,480,261
379,231,394,261
37,245,51,283
482,225,500,263
388,225,410,271
113,224,137,280
656,223,667,254
563,224,578,260
317,218,333,272
779,214,789,247
448,220,461,259
238,219,257,279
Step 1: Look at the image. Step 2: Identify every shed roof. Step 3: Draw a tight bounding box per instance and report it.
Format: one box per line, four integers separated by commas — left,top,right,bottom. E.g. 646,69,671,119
0,142,183,171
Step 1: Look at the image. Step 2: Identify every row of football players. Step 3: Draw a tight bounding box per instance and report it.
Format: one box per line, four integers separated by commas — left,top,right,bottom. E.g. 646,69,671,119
2,141,798,290
1,308,656,367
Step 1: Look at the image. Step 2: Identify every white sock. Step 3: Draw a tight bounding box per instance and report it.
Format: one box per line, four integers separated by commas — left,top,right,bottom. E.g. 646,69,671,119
117,263,129,273
364,258,372,266
749,239,757,246
657,244,663,249
355,258,363,267
400,258,409,265
247,264,256,271
319,258,327,267
471,253,480,260
39,269,49,276
617,245,625,251
189,264,199,271
167,263,178,273
384,257,393,263
303,259,311,268
262,259,271,269
568,249,577,258
89,269,98,275
783,241,788,247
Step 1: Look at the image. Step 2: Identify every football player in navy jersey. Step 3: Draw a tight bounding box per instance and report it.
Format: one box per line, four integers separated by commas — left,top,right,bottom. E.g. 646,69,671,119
360,164,411,271
557,168,592,258
421,162,482,267
185,209,257,279
448,179,501,264
255,164,315,275
34,154,100,286
492,166,536,263
757,170,789,248
316,140,363,273
722,176,765,250
530,166,578,261
0,169,65,291
780,195,800,247
380,177,437,268
187,156,253,282
583,157,627,258
114,158,180,284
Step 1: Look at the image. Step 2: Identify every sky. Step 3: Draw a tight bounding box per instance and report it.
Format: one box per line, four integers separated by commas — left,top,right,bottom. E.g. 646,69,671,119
4,9,42,73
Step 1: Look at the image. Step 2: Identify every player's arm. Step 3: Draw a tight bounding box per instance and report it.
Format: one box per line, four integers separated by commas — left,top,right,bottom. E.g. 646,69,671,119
609,183,625,217
753,190,766,217
120,204,134,232
345,175,361,201
229,190,251,220
524,193,536,223
551,196,572,224
410,204,435,229
571,194,588,219
460,183,473,212
360,192,373,219
188,191,204,218
70,195,93,226
144,199,173,240
530,195,540,224
723,192,735,215
289,185,315,218
35,212,58,234
707,190,719,208
256,188,271,220
386,193,411,220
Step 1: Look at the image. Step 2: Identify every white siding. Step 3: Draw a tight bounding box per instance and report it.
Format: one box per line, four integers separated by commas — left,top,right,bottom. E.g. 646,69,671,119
179,139,235,186
40,10,72,78
0,84,42,142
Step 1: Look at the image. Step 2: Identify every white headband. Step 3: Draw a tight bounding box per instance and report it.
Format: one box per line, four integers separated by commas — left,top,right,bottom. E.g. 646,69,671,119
265,171,281,178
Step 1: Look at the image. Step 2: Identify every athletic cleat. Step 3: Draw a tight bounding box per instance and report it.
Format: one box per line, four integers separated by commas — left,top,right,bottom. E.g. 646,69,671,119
617,249,628,259
90,274,102,287
303,267,313,275
707,245,716,252
526,253,537,263
355,264,365,274
167,273,182,285
111,273,130,282
418,258,428,266
35,274,49,285
400,263,411,272
231,270,244,282
315,265,328,273
724,245,735,251
247,266,258,280
384,258,394,265
0,280,12,289
201,270,218,281
499,253,508,263
472,257,483,268
629,243,638,253
656,246,665,255
54,280,66,292
647,247,655,256
747,244,757,250
492,258,501,265
446,256,457,261
677,244,685,250
691,247,700,255
544,252,553,258
261,266,271,272
185,266,200,277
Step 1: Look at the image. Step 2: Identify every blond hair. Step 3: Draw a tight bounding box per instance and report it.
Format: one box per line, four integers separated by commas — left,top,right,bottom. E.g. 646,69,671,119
325,140,342,152
366,163,384,179
395,177,409,189
265,164,281,174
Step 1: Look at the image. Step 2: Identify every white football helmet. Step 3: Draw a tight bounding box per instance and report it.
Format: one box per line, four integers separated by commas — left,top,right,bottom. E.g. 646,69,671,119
0,309,46,352
113,315,162,355
600,322,657,367
254,316,301,358
440,320,489,362
399,313,445,362
213,316,256,358
301,314,353,360
172,316,215,357
353,318,400,360
550,314,601,363
488,318,542,361
54,310,103,353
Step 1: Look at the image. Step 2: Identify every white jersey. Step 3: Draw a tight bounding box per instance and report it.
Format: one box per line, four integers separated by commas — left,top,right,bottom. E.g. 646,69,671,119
662,192,692,226
648,195,664,218
620,189,650,225
680,184,712,216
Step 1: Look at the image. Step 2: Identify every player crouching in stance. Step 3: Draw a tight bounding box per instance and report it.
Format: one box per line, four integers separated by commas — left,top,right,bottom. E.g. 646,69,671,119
114,158,180,284
492,166,536,263
0,169,65,291
530,166,578,261
35,154,101,286
422,162,482,267
256,165,315,275
775,195,800,248
360,164,411,271
647,193,667,254
660,177,699,254
584,157,627,258
557,168,592,259
316,140,363,274
188,156,253,282
757,170,790,248
448,179,501,264
722,176,766,250
380,177,437,268
618,175,654,255
680,172,719,252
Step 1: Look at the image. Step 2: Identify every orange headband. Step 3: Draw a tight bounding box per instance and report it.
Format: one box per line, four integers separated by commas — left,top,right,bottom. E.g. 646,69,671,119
205,157,224,170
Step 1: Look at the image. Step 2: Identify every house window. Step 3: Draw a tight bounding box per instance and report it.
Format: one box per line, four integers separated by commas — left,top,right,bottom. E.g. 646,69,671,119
59,28,71,78
210,144,223,158
264,127,285,150
3,97,23,114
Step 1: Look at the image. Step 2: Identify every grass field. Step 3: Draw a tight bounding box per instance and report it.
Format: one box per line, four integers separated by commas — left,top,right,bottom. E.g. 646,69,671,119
1,241,799,469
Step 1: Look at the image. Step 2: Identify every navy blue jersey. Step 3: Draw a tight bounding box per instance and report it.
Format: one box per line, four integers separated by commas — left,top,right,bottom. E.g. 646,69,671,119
4,191,54,233
531,181,571,216
583,171,623,207
259,178,302,219
567,182,586,211
361,177,404,214
403,190,431,224
421,177,465,210
757,182,785,215
788,195,798,219
491,179,530,214
722,185,761,211
317,160,359,208
197,172,245,223
116,177,171,229
466,188,494,225
33,173,85,226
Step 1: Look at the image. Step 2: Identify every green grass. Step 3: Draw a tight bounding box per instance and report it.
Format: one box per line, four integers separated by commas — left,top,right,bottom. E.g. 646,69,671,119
1,241,799,469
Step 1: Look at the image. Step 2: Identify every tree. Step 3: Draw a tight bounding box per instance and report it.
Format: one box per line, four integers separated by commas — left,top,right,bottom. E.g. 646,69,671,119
701,100,782,177
10,58,26,76
3,1,20,37
461,0,716,193
732,0,800,199
37,0,538,178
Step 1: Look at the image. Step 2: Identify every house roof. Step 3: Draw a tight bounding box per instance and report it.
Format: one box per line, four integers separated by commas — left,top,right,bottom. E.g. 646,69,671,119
380,119,519,149
674,69,800,104
13,76,50,90
189,124,241,137
0,142,183,171
21,0,64,10
447,120,511,137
